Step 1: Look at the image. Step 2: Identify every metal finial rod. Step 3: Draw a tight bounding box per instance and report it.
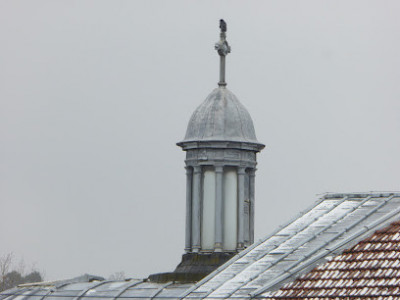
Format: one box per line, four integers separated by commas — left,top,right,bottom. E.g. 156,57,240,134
215,19,231,87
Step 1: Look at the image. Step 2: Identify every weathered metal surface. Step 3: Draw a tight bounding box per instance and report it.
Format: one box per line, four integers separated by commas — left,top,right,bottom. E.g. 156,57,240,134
0,276,193,300
2,193,400,300
215,19,230,87
178,87,263,146
267,219,400,299
177,78,264,255
181,192,400,299
148,253,235,283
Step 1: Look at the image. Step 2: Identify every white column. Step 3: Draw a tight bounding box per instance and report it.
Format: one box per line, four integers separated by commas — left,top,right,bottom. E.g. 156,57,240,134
202,167,216,251
214,166,224,252
249,168,256,244
223,167,237,251
192,166,202,252
185,166,193,252
237,167,246,250
243,171,250,246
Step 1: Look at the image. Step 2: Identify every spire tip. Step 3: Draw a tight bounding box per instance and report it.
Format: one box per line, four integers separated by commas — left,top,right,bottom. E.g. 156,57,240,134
215,19,230,87
219,19,227,33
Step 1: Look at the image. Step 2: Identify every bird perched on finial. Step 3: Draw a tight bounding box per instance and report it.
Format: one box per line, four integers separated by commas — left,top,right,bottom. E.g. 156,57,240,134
215,19,230,57
220,19,227,33
215,19,230,86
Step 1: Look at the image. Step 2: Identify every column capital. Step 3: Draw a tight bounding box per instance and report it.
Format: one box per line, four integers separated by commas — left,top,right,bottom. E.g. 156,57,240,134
215,165,224,173
248,168,256,177
193,165,202,174
237,166,246,175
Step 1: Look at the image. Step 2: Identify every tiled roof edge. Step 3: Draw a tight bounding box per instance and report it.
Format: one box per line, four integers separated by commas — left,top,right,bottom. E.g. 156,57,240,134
251,201,400,298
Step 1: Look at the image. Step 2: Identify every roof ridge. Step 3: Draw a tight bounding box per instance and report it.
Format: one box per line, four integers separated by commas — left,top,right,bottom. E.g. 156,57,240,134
323,192,400,199
254,196,400,297
269,219,400,298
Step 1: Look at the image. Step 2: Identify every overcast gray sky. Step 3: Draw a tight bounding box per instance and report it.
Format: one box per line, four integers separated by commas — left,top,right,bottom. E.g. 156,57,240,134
1,1,399,281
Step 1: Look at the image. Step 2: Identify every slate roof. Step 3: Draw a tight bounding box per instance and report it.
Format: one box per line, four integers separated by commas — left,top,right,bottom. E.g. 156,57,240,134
182,192,400,299
267,220,400,299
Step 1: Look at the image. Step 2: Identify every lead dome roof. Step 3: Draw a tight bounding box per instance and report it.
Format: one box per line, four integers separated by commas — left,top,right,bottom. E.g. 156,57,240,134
180,87,263,146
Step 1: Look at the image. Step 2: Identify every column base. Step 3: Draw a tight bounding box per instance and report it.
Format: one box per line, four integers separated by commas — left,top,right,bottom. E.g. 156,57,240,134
236,243,244,251
214,242,222,252
148,252,235,283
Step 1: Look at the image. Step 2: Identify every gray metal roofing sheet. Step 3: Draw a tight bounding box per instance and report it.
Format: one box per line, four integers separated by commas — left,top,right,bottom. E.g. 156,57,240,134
182,192,400,299
2,192,400,300
0,276,194,300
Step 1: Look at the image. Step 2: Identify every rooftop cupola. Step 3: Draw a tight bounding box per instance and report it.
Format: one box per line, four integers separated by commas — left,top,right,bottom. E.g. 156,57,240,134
177,20,265,255
149,19,265,283
181,87,260,144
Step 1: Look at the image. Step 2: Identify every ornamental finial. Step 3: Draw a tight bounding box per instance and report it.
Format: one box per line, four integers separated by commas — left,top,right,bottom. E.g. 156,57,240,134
219,19,227,33
215,19,231,87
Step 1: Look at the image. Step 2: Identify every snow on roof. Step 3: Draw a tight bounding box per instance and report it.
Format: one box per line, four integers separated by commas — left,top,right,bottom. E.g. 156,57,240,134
268,219,400,298
181,192,400,299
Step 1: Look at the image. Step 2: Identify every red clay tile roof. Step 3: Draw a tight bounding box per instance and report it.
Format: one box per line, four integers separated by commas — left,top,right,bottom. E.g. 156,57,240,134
269,220,400,299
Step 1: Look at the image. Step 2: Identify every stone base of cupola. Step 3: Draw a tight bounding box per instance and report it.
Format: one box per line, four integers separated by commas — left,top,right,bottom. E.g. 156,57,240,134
148,252,235,283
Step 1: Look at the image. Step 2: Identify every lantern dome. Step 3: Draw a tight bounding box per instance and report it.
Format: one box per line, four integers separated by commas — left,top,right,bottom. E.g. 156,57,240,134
180,87,263,146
